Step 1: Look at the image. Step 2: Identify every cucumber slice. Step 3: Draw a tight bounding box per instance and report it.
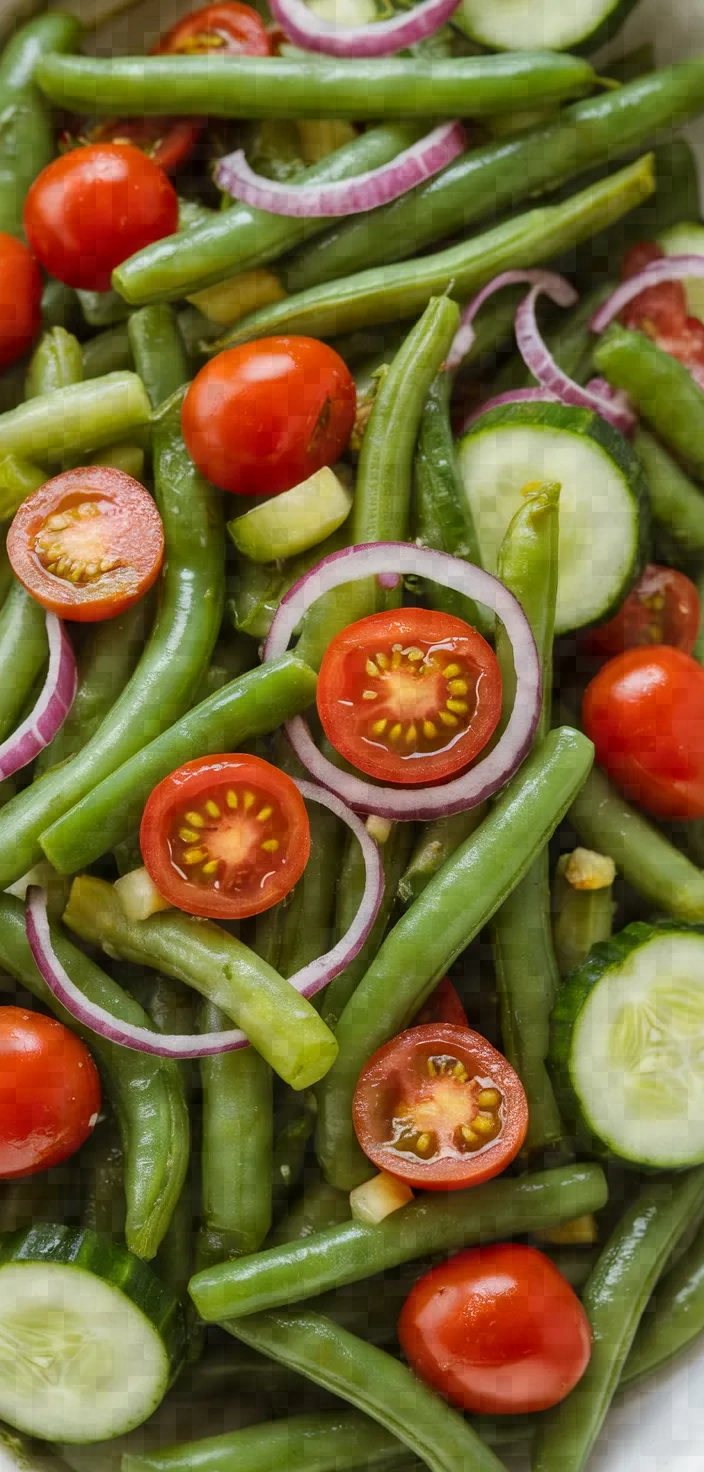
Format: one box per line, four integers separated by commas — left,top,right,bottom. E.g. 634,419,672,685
227,466,352,563
550,921,704,1170
658,222,704,324
0,1227,185,1444
456,401,648,633
452,0,636,53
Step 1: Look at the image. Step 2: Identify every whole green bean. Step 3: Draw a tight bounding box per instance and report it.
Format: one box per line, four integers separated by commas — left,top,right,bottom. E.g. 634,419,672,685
25,326,83,399
0,892,189,1260
635,426,704,558
114,126,421,305
320,822,414,1030
0,372,151,465
551,852,615,978
77,287,130,328
277,796,345,980
0,11,81,237
198,1000,273,1266
534,1170,704,1471
82,1120,126,1240
622,1217,704,1386
397,809,484,908
0,454,45,520
189,1163,607,1321
63,875,338,1091
41,277,78,332
81,323,133,380
0,388,224,890
271,1112,313,1220
569,764,704,921
0,580,48,742
569,139,699,290
317,725,593,1190
595,323,704,479
212,157,654,348
123,1409,414,1472
414,370,486,632
269,1181,351,1247
226,1309,508,1472
127,304,190,409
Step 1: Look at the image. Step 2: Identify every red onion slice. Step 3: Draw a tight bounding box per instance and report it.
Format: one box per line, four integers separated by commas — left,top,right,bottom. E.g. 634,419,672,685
515,279,636,435
0,612,77,780
461,386,559,433
25,781,383,1060
270,0,460,57
446,269,574,373
215,122,465,217
590,256,704,334
263,542,541,820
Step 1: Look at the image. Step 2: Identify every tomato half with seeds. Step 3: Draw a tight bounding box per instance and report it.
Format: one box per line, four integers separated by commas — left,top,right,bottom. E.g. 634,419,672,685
317,609,502,786
352,1023,528,1190
620,240,704,388
7,468,164,622
140,753,311,920
585,564,700,658
414,977,468,1029
0,1007,101,1179
156,1,272,55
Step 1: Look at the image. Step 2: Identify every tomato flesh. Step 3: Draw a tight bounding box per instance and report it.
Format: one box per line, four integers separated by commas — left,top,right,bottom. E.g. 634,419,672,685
620,240,704,388
317,609,502,785
352,1023,527,1190
398,1243,592,1415
0,1007,101,1179
0,233,42,371
140,753,311,920
7,468,164,622
585,564,701,658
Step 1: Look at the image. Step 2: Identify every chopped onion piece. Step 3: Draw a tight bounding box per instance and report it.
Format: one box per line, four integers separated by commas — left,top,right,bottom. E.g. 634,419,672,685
447,268,574,372
270,0,461,58
514,277,636,435
0,612,76,780
350,1171,414,1223
590,255,704,334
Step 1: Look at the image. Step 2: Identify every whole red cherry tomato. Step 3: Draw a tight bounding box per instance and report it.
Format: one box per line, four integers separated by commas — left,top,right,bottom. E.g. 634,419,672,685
0,234,42,370
582,645,704,819
24,143,179,292
0,1006,101,1178
182,337,356,496
585,565,700,658
398,1244,592,1415
620,240,704,388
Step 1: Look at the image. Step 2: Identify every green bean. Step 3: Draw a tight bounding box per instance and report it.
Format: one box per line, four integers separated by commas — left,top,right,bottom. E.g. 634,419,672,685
317,725,593,1190
296,296,460,667
414,371,486,632
570,139,699,290
226,1309,508,1472
122,1409,414,1472
40,653,317,873
277,798,346,980
635,427,704,558
127,304,190,409
595,323,704,480
0,372,151,466
622,1217,704,1386
0,388,224,890
37,51,595,121
25,326,83,399
0,579,48,741
81,324,133,380
313,1261,424,1347
0,11,82,238
269,1181,351,1247
397,809,484,909
197,1001,273,1267
534,1170,704,1471
82,1120,126,1241
0,454,45,520
41,277,79,332
271,1112,313,1220
91,442,145,478
189,1161,607,1321
569,764,704,921
0,892,189,1261
0,537,13,608
551,852,615,978
114,126,421,306
63,875,338,1091
320,822,414,1030
77,287,130,328
228,525,348,641
212,157,654,348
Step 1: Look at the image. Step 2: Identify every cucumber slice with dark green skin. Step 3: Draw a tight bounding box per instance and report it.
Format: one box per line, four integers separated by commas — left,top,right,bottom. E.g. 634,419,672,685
0,1227,185,1444
457,400,648,633
549,921,704,1170
452,0,637,54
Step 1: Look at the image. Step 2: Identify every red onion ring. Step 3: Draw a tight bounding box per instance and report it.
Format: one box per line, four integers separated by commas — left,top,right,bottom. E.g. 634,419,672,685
514,278,636,436
215,122,465,217
446,269,573,372
460,386,559,433
270,0,460,57
590,256,704,334
263,542,541,820
25,781,383,1059
0,612,77,780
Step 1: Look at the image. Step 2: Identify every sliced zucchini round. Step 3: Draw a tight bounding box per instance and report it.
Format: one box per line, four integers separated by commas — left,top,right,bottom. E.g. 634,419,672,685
452,0,637,54
659,221,704,324
0,1226,185,1444
550,921,704,1170
456,401,648,634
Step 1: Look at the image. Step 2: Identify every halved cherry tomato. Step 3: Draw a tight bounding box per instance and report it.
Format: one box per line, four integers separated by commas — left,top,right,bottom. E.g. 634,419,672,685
398,1243,592,1415
140,753,311,920
0,233,42,371
317,609,502,786
582,645,704,819
23,143,179,292
7,467,164,623
84,117,204,175
414,977,468,1029
585,565,701,658
0,1007,101,1179
620,240,704,388
352,1022,528,1191
182,337,356,496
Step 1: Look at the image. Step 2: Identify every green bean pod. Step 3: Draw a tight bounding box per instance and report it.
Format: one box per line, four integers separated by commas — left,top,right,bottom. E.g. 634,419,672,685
276,794,346,980
122,1409,414,1472
0,454,45,520
0,580,48,743
622,1217,704,1386
0,11,82,237
397,809,485,909
271,1111,313,1221
551,853,615,978
320,822,414,1030
0,372,151,466
127,304,190,409
414,370,486,631
24,326,83,399
81,323,133,380
269,1180,351,1247
595,323,704,480
82,1121,126,1241
635,427,704,559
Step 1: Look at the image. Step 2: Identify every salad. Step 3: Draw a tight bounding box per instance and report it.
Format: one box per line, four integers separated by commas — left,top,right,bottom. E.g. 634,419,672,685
0,0,704,1467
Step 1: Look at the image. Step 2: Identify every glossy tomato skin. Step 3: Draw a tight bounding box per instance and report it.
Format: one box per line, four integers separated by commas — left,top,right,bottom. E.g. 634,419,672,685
181,337,356,496
140,753,311,920
24,143,179,292
583,645,704,819
7,467,164,622
585,565,700,658
414,977,468,1029
398,1244,592,1415
0,1007,101,1179
85,117,204,175
352,1023,528,1191
157,1,272,54
0,234,42,370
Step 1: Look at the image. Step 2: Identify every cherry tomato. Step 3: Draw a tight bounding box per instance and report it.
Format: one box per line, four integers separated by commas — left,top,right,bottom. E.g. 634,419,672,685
156,1,272,55
0,1006,101,1179
140,753,311,920
620,240,704,388
7,467,164,623
317,609,502,786
0,233,42,371
84,117,204,175
398,1243,592,1415
181,337,356,496
23,143,179,292
585,565,701,658
582,645,704,819
352,1023,528,1191
414,977,468,1029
